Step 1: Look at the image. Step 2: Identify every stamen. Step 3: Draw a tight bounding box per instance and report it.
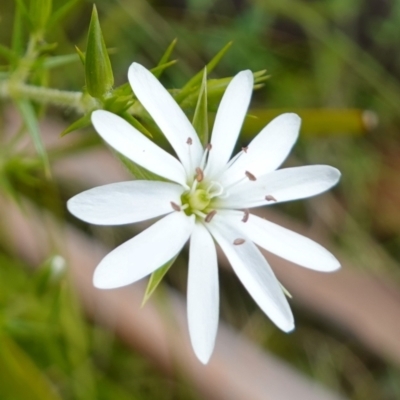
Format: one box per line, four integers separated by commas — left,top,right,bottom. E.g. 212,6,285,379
245,171,257,181
242,146,248,153
206,143,212,151
170,201,181,211
233,238,245,245
195,167,204,182
186,137,193,145
193,210,207,219
242,209,249,223
265,195,277,202
205,210,217,223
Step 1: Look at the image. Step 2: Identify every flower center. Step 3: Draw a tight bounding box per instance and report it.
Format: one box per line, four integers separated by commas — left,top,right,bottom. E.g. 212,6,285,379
188,189,211,211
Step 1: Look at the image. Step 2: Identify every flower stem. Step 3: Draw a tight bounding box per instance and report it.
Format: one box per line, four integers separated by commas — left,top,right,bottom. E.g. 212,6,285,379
0,81,95,114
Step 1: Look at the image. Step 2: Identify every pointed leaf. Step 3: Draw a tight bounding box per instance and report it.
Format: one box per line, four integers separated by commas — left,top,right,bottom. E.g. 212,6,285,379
153,38,177,78
48,0,80,29
85,5,114,98
118,154,166,181
121,112,153,138
192,68,208,147
30,0,52,32
75,46,85,65
61,114,91,136
11,1,25,65
16,99,50,177
176,41,232,102
41,53,80,69
151,60,177,78
142,256,178,306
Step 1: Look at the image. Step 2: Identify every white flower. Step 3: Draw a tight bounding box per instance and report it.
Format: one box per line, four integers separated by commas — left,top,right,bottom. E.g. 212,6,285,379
68,63,341,364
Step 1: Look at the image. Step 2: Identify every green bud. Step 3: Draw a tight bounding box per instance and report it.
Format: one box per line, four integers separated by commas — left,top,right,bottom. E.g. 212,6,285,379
85,5,114,98
30,0,52,32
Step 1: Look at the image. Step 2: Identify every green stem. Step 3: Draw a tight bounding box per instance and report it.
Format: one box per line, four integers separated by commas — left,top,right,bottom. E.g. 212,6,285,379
0,81,97,114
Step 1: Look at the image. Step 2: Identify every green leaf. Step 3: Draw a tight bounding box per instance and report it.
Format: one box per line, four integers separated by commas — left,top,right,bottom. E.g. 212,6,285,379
0,335,63,400
121,112,153,138
48,0,80,29
142,256,178,306
75,45,85,65
85,5,114,98
175,41,232,102
40,53,80,69
119,154,165,181
61,114,91,136
151,60,177,77
30,0,52,32
16,99,51,177
11,0,25,65
192,68,208,147
153,38,177,78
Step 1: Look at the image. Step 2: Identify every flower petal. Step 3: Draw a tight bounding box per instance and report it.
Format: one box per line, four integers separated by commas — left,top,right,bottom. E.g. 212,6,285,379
220,165,341,209
219,113,301,186
207,217,294,332
205,70,254,178
93,212,195,289
219,210,340,272
91,110,187,186
128,62,203,175
188,223,219,364
67,180,184,226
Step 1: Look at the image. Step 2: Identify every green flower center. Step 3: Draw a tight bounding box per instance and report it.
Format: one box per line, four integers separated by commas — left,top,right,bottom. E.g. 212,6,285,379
182,188,211,216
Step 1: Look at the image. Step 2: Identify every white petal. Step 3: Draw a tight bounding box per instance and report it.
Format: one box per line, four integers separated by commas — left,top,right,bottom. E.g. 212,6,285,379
67,181,184,226
207,217,294,332
220,165,341,209
188,223,219,364
128,63,203,175
94,212,195,289
92,110,187,187
205,70,254,178
220,211,340,272
219,113,301,186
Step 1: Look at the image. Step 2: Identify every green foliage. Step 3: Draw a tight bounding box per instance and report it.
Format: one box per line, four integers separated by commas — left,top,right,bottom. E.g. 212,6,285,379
142,256,178,306
1,1,400,399
192,68,209,147
85,5,114,98
30,0,52,33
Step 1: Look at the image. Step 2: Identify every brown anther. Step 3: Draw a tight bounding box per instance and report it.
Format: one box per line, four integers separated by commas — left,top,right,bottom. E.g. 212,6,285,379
170,201,181,211
186,137,193,145
233,238,245,245
245,171,257,181
206,143,212,151
205,210,217,223
242,146,248,153
265,195,277,202
242,209,249,223
195,167,204,182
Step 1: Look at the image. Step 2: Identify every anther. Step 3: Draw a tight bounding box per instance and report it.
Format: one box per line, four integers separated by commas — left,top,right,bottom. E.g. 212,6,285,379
205,210,217,223
195,167,204,182
233,238,245,245
265,195,277,202
242,209,249,223
245,171,257,181
170,201,181,211
206,143,212,151
186,137,193,145
242,146,248,153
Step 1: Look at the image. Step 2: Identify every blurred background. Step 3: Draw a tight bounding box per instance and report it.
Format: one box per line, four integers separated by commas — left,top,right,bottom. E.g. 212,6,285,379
0,0,400,399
